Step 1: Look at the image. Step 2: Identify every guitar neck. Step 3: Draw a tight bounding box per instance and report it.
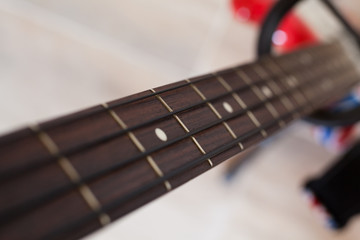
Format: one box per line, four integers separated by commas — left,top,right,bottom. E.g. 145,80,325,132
0,42,359,240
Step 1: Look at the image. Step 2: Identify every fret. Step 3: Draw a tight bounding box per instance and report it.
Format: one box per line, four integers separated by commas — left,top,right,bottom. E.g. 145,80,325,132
215,73,267,138
102,103,172,191
185,79,244,150
150,88,214,167
235,69,286,128
30,125,111,226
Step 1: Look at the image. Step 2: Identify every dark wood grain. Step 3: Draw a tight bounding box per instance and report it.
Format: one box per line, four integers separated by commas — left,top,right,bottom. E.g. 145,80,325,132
0,42,358,240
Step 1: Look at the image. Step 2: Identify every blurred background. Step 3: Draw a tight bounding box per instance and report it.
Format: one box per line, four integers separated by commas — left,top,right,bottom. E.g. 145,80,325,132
0,0,360,239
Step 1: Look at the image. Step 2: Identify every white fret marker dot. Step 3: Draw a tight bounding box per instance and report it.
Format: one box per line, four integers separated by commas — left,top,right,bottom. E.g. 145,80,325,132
261,86,272,98
223,102,233,113
155,128,167,142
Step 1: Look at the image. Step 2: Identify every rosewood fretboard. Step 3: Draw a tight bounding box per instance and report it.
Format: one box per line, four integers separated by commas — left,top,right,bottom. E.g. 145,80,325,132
0,42,359,240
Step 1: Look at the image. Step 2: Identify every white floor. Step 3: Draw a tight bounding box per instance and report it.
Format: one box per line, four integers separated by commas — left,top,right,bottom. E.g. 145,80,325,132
0,0,359,239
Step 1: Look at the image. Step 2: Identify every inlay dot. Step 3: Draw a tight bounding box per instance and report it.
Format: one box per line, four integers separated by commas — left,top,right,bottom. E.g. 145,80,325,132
261,86,272,98
223,101,233,113
155,128,167,142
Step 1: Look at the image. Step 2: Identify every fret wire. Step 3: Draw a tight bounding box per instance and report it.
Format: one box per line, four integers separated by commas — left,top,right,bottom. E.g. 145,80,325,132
45,88,325,239
185,79,244,150
215,73,267,137
29,125,111,226
235,69,286,128
150,88,214,167
102,103,172,191
5,49,355,229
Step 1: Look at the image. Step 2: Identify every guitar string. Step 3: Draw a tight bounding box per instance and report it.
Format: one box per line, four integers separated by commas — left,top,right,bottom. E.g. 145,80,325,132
0,44,339,181
1,57,354,226
43,75,359,239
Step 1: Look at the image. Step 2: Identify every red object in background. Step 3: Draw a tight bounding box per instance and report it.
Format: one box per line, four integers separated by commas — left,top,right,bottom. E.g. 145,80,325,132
231,0,318,52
